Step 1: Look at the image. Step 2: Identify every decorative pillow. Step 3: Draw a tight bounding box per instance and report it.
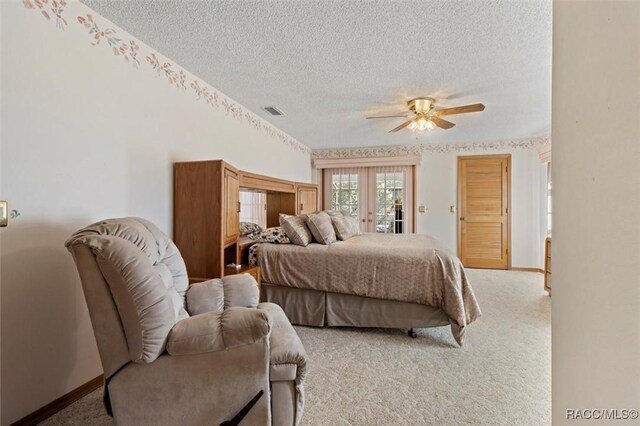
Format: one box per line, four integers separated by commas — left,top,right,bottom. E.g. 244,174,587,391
331,215,362,241
323,209,350,217
239,222,263,236
248,227,291,244
249,244,260,266
279,213,313,246
305,211,337,245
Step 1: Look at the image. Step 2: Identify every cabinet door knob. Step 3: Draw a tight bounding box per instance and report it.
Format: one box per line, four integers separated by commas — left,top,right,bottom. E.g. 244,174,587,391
460,217,465,221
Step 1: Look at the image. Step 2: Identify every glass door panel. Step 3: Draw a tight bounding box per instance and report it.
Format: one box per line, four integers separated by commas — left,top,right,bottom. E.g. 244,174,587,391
372,171,406,233
331,173,359,217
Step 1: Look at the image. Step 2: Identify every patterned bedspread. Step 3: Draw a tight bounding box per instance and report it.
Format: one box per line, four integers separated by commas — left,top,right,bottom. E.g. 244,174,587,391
249,233,481,344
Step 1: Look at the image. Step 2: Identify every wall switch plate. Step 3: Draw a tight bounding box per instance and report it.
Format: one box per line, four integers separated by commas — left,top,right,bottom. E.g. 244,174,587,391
418,205,427,213
0,201,7,227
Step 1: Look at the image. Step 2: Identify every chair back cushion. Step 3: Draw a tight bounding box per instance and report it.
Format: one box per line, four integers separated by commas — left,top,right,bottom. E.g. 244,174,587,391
66,217,189,363
187,279,225,315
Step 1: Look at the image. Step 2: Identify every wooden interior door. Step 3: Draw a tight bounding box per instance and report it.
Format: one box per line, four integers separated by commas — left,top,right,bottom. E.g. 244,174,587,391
458,155,510,269
223,166,240,245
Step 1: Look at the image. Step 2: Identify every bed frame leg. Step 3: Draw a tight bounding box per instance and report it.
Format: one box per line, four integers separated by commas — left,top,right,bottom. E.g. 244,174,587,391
408,328,417,338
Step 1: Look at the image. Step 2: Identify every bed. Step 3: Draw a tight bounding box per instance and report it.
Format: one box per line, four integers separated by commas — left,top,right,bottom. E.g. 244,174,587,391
249,233,481,345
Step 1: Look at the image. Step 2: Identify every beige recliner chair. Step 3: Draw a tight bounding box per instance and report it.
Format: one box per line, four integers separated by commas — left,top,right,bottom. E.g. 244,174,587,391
65,217,307,425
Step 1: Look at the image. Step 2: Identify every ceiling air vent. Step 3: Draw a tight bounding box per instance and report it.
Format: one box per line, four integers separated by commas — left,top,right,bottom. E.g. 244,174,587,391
263,106,284,116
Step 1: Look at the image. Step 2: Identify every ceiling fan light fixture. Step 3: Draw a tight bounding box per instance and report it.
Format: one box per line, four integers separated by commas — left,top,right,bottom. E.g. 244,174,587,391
411,116,435,132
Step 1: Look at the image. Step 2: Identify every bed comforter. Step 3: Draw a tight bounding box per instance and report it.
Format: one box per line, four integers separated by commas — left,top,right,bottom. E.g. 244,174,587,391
250,233,481,344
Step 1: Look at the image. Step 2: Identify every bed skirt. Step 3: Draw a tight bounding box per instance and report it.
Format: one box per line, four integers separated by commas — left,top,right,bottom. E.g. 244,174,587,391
260,283,451,331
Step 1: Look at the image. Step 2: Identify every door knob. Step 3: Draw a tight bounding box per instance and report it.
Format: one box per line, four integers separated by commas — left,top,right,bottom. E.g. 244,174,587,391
460,217,465,221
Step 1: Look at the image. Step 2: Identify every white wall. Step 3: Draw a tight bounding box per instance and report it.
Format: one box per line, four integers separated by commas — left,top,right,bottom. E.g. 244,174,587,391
0,2,312,424
0,2,3,420
416,147,545,269
552,2,640,424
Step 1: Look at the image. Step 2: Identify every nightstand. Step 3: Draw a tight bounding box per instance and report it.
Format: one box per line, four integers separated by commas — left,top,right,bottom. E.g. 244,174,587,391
225,265,260,282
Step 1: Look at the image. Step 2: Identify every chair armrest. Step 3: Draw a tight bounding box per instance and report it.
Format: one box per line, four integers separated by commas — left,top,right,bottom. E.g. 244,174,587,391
258,303,308,381
167,307,270,356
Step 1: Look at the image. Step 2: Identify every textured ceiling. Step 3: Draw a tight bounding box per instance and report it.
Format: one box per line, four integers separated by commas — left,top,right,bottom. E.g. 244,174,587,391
83,0,552,149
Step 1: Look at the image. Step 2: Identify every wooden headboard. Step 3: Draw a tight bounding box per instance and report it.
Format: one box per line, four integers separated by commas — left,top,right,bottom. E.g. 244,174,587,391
174,159,318,279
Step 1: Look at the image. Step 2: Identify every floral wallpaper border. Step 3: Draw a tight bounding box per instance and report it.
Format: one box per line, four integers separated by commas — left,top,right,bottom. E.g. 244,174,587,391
22,0,312,154
23,0,68,29
23,2,550,159
311,136,551,160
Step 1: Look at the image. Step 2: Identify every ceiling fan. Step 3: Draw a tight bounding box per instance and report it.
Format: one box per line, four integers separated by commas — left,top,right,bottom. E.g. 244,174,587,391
366,98,485,133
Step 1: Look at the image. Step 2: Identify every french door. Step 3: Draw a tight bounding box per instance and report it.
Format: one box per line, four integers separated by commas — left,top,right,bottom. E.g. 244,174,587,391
324,166,414,233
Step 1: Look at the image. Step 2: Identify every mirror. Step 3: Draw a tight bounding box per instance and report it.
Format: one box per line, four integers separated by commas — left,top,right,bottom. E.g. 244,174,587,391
239,189,267,229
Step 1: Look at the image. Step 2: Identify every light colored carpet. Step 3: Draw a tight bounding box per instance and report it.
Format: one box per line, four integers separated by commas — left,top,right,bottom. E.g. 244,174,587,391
41,270,550,425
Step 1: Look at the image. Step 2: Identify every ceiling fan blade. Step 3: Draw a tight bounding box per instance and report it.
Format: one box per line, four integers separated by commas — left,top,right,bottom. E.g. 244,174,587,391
366,114,412,119
434,103,485,116
389,120,413,133
430,116,456,130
